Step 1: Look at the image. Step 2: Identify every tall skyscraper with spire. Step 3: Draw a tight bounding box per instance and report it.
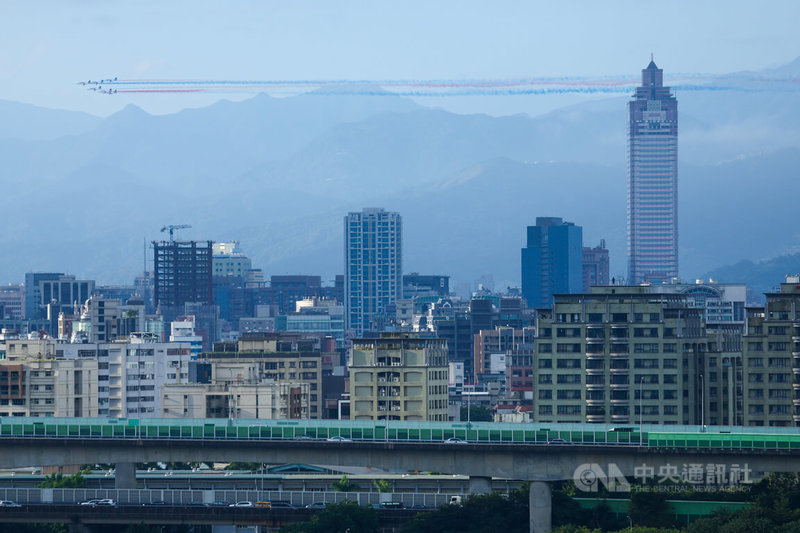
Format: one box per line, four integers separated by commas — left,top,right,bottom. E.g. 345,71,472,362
627,57,678,284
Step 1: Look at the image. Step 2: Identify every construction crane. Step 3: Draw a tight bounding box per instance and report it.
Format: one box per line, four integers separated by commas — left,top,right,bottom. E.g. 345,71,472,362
160,224,191,242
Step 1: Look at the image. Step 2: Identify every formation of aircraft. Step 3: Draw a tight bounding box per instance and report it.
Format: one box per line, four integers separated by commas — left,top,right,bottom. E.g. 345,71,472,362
79,78,118,93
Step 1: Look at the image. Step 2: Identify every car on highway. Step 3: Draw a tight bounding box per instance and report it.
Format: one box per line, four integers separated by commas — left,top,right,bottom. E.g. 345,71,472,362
268,501,296,509
254,501,272,508
305,502,327,509
143,500,169,506
325,436,353,442
230,501,254,508
0,500,21,507
379,501,404,510
207,500,230,507
444,437,468,444
79,499,116,507
547,438,569,445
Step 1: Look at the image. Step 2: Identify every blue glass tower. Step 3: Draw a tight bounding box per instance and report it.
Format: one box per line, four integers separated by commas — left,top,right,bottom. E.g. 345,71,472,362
627,58,678,284
521,217,583,309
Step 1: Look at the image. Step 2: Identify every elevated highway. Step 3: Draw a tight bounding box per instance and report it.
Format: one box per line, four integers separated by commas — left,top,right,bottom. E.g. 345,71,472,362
2,417,800,532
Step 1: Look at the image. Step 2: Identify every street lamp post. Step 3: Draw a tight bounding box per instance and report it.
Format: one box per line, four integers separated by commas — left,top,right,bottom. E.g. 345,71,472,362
639,377,644,446
700,374,705,430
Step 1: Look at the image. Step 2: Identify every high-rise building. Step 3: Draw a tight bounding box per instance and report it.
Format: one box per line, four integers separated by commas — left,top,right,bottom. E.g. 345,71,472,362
344,208,402,335
403,274,450,299
521,217,583,309
742,276,800,427
582,240,610,292
530,286,716,426
212,241,254,279
0,284,24,319
627,58,679,284
152,240,213,318
24,273,95,320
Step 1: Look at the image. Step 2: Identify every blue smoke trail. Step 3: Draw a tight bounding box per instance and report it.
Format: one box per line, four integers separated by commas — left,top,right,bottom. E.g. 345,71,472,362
88,73,800,96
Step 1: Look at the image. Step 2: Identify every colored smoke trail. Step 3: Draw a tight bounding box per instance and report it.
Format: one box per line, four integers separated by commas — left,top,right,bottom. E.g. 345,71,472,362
83,73,800,96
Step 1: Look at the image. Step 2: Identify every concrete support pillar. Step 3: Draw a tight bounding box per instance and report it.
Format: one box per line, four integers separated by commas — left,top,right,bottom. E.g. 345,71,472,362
468,476,492,494
114,462,136,489
529,481,552,533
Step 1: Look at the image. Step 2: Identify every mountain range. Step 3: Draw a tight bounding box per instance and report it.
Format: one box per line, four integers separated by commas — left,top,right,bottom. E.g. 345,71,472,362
2,58,800,292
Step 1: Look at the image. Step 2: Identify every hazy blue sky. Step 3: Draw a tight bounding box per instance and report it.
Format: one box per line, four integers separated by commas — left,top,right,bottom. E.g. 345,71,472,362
2,1,799,117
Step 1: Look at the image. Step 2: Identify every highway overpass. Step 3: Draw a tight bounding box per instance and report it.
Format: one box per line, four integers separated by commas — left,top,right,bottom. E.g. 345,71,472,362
3,417,800,533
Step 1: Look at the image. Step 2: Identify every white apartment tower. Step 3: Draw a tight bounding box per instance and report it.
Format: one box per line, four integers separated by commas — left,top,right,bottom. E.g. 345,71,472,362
344,208,402,335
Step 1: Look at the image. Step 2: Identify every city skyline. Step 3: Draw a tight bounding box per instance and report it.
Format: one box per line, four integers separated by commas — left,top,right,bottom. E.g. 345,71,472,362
2,4,800,530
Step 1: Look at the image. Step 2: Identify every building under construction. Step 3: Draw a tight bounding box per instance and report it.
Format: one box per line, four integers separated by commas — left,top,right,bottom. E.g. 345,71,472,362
152,241,213,316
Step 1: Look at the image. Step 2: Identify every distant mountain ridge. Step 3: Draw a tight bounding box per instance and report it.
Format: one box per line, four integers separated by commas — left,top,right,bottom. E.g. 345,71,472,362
704,252,800,303
2,58,800,286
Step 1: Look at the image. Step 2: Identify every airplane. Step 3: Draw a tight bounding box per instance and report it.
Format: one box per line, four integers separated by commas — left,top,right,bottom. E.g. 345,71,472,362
77,81,87,86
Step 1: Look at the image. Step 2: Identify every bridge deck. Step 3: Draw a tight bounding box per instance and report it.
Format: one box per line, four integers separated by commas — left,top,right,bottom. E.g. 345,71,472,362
1,417,799,451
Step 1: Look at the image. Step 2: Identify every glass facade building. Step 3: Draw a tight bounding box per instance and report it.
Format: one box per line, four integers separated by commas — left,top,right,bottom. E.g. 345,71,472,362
627,59,678,284
521,217,583,309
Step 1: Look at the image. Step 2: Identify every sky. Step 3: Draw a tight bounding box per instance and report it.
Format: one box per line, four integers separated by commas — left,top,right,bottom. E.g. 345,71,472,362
1,1,799,118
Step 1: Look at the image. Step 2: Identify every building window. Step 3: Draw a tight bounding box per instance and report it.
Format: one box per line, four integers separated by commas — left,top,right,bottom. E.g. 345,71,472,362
538,389,552,400
556,390,581,400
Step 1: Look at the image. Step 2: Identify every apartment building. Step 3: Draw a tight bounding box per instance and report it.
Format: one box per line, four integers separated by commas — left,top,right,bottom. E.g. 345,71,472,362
742,277,800,426
532,286,710,425
0,358,98,417
200,333,324,418
3,336,193,418
162,381,309,419
349,333,448,422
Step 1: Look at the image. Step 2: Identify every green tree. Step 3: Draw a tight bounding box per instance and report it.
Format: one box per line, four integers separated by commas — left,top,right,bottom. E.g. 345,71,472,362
331,475,361,492
225,462,262,471
552,527,601,533
551,489,583,527
401,488,529,533
123,524,160,533
629,491,674,528
37,472,87,489
0,526,68,533
373,479,391,493
281,501,380,533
